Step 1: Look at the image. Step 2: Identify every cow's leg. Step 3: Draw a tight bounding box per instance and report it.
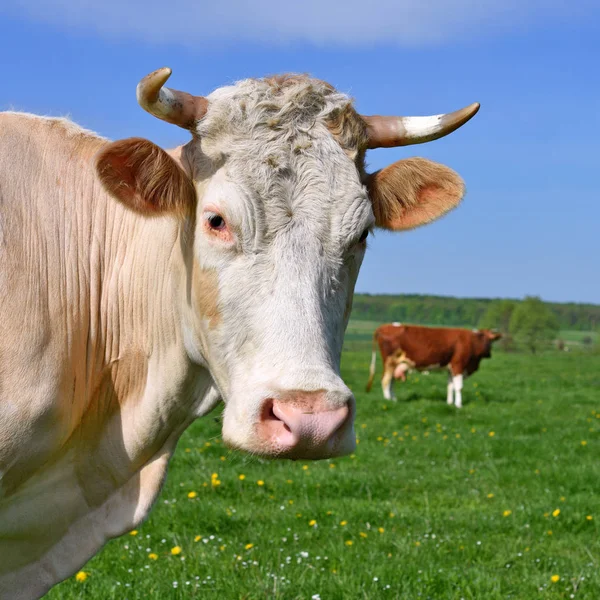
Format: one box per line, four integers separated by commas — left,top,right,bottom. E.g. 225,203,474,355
381,357,397,400
452,373,464,408
446,373,454,405
381,368,395,400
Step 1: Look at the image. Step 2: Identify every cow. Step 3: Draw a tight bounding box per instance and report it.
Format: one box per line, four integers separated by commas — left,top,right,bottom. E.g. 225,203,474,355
366,323,501,407
0,67,479,598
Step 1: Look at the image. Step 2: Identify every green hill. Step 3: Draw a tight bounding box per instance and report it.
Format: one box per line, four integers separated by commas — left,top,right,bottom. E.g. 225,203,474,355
350,293,600,332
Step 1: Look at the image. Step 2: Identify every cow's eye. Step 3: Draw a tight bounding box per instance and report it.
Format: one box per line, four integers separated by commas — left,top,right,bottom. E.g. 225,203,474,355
358,228,369,244
207,213,225,230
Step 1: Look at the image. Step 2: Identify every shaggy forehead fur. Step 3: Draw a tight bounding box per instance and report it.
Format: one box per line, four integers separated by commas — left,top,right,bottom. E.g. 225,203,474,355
197,74,368,171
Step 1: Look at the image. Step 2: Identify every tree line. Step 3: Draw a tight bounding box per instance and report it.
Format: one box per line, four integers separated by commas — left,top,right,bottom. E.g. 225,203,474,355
351,294,599,353
352,294,600,331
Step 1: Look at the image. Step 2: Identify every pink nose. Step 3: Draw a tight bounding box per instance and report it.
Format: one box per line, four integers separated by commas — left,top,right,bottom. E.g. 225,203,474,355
258,392,354,458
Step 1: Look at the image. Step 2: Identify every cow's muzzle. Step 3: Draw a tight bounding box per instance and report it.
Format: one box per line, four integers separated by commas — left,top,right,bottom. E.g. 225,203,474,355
256,391,355,459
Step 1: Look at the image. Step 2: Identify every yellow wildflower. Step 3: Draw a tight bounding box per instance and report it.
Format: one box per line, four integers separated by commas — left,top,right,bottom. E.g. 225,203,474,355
550,575,560,583
129,530,138,536
340,520,347,526
503,510,512,517
547,530,553,535
586,515,593,521
415,541,421,547
194,535,202,542
552,509,560,517
148,553,158,560
171,546,182,555
302,465,309,471
489,431,495,437
238,474,246,480
581,440,588,446
309,520,317,527
187,491,197,499
75,571,88,583
329,463,336,469
378,527,385,533
487,493,494,499
257,480,264,486
359,532,368,538
245,543,254,550
345,540,353,546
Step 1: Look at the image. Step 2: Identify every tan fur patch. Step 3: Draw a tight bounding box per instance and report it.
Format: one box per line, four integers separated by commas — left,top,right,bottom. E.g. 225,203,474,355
367,157,465,231
193,267,221,328
326,104,369,167
95,138,196,217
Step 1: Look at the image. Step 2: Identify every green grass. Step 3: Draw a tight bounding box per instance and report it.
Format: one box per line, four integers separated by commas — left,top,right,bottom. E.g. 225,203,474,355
48,345,600,599
559,330,599,345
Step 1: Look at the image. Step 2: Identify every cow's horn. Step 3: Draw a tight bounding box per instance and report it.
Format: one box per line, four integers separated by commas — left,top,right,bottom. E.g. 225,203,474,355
136,67,208,130
361,102,480,149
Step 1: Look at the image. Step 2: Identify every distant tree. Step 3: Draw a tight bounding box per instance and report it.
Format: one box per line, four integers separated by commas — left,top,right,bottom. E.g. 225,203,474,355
479,299,516,332
479,299,516,351
509,296,560,354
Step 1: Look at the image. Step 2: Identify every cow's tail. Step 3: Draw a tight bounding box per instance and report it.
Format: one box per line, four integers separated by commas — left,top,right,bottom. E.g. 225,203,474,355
365,330,378,392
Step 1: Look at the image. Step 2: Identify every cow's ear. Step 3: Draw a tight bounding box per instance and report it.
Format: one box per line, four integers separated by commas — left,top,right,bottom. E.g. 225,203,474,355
96,138,195,216
367,157,465,231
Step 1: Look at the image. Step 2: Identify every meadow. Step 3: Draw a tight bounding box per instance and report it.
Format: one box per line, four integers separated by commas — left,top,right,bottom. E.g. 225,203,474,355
48,323,599,599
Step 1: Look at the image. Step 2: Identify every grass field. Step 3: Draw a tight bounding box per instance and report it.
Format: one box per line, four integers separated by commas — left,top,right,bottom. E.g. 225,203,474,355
48,330,599,599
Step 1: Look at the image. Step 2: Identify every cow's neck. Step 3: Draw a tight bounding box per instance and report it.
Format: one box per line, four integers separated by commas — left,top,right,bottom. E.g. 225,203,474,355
80,181,213,459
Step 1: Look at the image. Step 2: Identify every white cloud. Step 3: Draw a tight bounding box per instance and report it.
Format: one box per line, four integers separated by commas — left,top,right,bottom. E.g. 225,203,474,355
2,0,597,47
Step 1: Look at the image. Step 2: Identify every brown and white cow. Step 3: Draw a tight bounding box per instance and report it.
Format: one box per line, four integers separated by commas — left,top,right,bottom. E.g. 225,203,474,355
0,68,478,598
366,323,501,407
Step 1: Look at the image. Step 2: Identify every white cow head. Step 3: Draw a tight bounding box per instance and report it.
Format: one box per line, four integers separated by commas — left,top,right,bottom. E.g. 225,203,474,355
96,69,478,460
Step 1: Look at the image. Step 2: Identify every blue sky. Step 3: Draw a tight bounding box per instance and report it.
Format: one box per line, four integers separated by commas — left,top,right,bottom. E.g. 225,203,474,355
1,1,598,304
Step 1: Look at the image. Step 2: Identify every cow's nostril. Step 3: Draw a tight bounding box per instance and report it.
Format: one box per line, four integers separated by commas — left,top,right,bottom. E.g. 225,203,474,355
262,399,277,421
264,401,292,432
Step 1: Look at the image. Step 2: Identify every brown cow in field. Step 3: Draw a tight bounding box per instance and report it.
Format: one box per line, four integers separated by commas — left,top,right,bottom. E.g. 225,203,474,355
366,323,501,407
